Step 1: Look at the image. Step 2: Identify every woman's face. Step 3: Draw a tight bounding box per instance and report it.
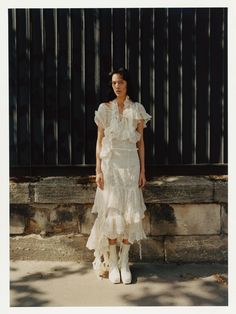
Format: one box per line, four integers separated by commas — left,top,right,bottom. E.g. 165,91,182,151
111,73,127,98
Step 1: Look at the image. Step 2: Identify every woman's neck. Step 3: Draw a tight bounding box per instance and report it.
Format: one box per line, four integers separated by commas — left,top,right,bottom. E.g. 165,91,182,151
116,95,127,106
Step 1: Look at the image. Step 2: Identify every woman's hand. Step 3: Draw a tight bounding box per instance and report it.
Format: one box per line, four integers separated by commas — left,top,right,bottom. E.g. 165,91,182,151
96,172,104,190
138,171,146,189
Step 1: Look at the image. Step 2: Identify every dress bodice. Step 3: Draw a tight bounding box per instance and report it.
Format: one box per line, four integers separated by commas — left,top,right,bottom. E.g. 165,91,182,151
94,96,152,159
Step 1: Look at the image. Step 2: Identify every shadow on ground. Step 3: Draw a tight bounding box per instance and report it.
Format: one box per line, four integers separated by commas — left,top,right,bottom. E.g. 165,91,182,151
122,263,228,306
10,262,91,307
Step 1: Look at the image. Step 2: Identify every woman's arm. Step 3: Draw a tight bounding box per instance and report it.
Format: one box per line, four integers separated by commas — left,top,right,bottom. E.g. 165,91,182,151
95,126,105,189
136,120,146,188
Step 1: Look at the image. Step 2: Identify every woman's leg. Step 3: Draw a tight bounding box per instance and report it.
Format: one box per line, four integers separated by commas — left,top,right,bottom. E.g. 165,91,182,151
122,239,130,244
108,238,117,244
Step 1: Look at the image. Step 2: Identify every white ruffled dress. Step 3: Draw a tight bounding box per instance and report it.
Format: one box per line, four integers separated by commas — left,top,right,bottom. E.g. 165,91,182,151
86,95,152,277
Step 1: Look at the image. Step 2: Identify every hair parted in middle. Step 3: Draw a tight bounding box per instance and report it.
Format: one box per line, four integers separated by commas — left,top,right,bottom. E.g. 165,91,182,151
104,67,138,102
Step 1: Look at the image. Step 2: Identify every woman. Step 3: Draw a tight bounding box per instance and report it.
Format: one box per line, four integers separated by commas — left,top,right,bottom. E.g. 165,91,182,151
86,68,151,284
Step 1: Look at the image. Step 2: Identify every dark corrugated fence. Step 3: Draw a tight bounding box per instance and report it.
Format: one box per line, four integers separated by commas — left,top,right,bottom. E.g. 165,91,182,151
9,8,227,176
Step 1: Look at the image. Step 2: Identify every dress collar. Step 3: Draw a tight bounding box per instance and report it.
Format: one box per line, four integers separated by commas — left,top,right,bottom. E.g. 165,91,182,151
112,95,131,110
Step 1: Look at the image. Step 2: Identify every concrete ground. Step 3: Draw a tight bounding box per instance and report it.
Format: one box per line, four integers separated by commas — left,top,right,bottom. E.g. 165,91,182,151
10,260,228,307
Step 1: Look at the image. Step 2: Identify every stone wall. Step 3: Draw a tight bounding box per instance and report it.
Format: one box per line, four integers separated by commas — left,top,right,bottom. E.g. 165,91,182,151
10,175,228,263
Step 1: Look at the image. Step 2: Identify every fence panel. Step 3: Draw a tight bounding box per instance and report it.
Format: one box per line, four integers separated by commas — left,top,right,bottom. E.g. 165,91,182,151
9,8,228,176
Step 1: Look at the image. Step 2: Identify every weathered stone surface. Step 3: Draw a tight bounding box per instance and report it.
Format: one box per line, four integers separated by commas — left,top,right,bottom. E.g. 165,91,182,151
143,176,214,203
164,235,227,262
48,205,79,234
149,203,221,236
221,204,228,234
129,237,164,262
214,181,228,203
10,213,25,234
11,176,224,205
38,177,79,184
34,183,96,203
10,204,33,235
10,233,228,263
10,234,94,262
24,206,51,234
10,234,164,262
10,183,30,204
9,175,228,264
39,176,95,184
25,219,42,234
142,210,151,236
80,206,97,234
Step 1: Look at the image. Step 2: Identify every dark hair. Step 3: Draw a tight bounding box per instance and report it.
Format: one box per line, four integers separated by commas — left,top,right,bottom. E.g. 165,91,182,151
104,67,137,102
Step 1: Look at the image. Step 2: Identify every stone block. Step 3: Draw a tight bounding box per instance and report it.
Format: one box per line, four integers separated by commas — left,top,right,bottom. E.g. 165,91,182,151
25,219,42,234
10,183,30,204
144,176,214,203
80,206,97,235
149,203,221,236
24,205,51,234
10,234,92,262
142,210,151,236
129,237,164,262
39,176,95,184
34,182,96,204
221,204,228,234
39,177,79,184
164,235,227,262
48,204,79,234
214,181,228,203
10,204,33,235
10,213,25,234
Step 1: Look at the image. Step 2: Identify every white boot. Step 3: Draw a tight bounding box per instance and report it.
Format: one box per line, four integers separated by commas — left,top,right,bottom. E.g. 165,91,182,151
108,244,120,284
120,243,132,284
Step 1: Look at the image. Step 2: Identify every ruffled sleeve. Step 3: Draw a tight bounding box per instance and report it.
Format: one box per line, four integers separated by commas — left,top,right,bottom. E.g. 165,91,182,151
135,102,152,128
94,103,107,129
